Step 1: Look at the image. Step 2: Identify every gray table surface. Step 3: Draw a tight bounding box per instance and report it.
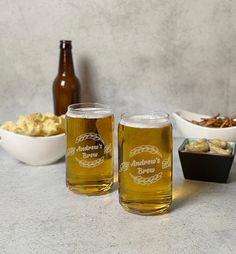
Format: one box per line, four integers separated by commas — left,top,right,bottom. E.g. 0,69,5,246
0,138,236,254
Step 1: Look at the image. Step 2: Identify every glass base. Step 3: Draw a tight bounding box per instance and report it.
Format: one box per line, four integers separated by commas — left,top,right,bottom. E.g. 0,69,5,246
119,198,171,215
66,180,113,195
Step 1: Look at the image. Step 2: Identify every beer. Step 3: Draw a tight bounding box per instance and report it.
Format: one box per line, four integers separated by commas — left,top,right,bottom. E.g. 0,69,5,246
66,103,114,194
118,113,172,215
53,40,81,116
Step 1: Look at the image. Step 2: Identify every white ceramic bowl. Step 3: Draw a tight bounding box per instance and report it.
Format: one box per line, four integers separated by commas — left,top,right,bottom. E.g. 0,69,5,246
0,128,66,166
173,110,236,141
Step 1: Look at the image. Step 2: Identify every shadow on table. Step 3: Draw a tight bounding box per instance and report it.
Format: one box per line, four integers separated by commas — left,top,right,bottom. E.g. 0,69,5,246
110,172,118,193
55,156,65,165
227,160,236,183
171,179,207,212
111,181,118,192
171,158,236,211
17,156,66,167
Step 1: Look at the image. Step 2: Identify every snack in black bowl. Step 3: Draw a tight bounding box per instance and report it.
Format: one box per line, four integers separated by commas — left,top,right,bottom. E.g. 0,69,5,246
178,138,235,183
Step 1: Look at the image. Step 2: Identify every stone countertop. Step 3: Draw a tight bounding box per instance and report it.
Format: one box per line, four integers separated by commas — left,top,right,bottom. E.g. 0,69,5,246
0,138,235,254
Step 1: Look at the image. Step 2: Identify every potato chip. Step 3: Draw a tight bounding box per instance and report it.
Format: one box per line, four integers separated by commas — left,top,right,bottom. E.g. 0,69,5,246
1,112,65,137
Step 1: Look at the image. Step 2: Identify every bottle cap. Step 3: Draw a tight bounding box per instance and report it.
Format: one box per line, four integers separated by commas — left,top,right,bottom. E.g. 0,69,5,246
60,40,72,49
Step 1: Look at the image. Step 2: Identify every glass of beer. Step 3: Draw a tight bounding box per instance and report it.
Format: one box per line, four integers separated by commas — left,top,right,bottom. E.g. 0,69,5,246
66,103,114,195
118,112,172,215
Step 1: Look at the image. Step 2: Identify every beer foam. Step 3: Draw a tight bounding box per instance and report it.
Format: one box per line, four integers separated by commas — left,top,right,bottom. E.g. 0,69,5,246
120,114,170,128
67,108,113,119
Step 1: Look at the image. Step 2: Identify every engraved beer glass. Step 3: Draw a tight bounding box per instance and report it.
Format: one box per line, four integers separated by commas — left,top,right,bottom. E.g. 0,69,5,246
66,103,114,194
118,112,172,215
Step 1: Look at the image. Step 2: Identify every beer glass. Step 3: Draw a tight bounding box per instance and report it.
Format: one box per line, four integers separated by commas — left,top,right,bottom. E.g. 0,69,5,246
66,103,114,194
118,112,172,215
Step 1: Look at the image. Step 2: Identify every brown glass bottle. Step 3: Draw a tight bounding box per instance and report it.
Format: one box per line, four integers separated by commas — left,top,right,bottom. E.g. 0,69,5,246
53,40,81,116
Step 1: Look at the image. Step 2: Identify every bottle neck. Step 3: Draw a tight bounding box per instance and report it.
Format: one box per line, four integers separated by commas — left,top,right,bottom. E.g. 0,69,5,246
58,48,75,76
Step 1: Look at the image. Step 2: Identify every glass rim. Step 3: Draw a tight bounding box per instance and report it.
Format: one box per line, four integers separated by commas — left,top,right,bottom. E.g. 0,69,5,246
119,111,170,128
120,111,169,121
66,103,113,118
68,102,112,111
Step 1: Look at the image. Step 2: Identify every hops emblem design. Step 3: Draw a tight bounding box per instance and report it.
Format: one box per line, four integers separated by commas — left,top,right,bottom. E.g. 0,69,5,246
162,157,171,169
75,133,103,143
129,172,162,185
119,162,130,172
129,145,162,158
75,157,105,168
67,147,76,157
104,144,112,154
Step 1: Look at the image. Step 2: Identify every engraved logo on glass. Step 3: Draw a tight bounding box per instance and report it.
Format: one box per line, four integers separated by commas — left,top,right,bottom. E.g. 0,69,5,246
67,132,111,168
120,145,171,185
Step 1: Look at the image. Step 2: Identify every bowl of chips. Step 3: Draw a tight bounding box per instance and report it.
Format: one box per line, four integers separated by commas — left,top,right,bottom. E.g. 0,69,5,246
0,113,66,166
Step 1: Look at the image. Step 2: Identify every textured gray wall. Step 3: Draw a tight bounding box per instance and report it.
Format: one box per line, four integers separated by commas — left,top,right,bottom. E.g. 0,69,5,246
0,0,236,136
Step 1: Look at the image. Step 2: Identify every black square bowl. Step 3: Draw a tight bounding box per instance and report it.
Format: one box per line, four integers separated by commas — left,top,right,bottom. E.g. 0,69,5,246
178,139,235,183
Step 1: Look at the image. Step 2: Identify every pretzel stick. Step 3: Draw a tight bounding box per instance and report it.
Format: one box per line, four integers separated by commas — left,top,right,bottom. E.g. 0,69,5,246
205,119,218,127
230,115,236,120
220,118,228,128
191,113,236,128
201,113,220,121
